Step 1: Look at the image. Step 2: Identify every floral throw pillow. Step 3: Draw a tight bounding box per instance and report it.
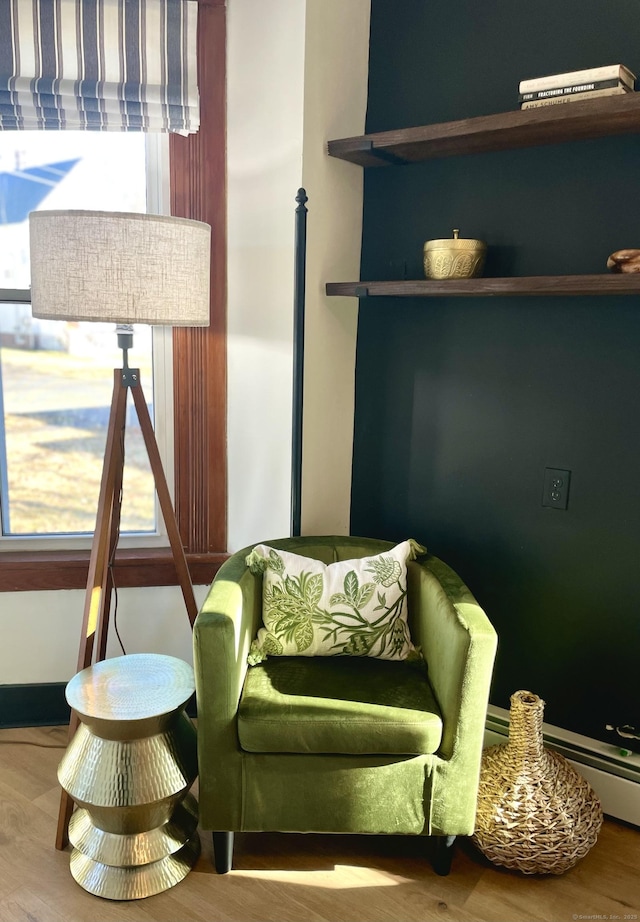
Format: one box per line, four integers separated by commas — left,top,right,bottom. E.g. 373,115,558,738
246,540,425,665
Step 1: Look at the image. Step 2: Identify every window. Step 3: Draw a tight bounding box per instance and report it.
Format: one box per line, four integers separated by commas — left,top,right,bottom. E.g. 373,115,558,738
0,0,227,590
0,131,170,542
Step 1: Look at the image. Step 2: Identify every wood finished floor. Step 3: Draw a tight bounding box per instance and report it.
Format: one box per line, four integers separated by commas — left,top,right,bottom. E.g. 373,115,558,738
0,725,639,922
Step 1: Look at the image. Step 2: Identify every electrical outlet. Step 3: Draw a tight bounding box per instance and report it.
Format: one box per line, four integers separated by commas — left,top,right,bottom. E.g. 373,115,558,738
542,468,571,509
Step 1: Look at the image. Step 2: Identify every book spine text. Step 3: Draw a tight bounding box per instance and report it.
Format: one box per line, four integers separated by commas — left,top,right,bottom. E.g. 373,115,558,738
519,64,635,94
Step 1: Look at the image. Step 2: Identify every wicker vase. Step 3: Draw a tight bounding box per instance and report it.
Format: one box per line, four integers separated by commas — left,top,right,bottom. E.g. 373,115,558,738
472,690,603,874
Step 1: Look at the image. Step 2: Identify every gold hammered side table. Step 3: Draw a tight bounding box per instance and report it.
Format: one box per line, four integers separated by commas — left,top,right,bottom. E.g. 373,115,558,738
58,653,200,900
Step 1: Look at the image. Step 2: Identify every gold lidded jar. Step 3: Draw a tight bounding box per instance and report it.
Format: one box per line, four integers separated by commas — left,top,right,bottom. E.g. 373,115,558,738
423,228,487,279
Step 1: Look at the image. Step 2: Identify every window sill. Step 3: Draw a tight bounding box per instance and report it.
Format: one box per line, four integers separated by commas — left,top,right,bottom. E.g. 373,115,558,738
0,547,228,592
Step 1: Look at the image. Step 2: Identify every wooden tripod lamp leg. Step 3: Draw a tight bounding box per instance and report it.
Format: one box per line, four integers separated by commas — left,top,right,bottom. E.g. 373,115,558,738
130,378,198,625
54,710,79,851
76,370,128,673
55,371,128,850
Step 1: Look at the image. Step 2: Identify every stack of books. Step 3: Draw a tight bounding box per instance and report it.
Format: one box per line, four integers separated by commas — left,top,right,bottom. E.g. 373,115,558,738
518,64,636,109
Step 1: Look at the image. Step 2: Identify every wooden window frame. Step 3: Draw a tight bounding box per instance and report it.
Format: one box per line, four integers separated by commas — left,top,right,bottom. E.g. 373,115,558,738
0,0,227,592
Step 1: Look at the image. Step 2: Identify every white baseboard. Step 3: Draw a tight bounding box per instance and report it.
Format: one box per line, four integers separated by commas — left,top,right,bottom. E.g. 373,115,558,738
485,705,640,827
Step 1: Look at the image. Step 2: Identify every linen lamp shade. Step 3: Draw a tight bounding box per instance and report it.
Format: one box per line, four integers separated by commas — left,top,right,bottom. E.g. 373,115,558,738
29,210,211,326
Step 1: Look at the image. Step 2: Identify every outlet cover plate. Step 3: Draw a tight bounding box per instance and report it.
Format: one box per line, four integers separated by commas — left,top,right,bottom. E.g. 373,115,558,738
543,468,571,509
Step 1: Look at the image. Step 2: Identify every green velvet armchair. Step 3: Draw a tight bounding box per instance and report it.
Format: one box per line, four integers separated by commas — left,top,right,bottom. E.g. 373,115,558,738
193,536,497,875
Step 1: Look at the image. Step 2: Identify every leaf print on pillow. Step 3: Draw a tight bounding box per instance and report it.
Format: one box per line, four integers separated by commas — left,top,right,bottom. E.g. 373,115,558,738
304,572,323,608
356,582,375,609
267,549,285,574
344,570,359,605
330,570,375,611
284,574,304,600
272,610,304,637
294,619,314,653
373,589,388,612
264,586,300,619
329,590,349,607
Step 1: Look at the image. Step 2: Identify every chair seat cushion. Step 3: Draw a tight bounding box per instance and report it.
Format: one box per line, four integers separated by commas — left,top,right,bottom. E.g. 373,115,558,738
238,656,443,755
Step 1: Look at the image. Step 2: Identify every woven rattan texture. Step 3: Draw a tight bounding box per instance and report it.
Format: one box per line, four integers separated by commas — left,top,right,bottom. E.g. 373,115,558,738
472,690,603,874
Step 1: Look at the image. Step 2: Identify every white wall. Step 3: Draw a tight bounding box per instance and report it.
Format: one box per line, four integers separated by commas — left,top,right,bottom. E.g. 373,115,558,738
227,0,371,549
0,0,371,686
0,585,209,685
299,0,370,536
226,0,306,551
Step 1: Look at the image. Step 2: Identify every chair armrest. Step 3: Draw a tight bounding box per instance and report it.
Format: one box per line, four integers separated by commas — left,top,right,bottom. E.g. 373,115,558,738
193,547,263,829
194,546,263,721
407,554,497,760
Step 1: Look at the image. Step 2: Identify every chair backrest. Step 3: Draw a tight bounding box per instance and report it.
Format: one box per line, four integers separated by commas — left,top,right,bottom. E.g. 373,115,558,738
254,535,396,565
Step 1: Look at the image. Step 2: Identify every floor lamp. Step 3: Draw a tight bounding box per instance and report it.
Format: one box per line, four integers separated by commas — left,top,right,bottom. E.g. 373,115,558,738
28,210,211,849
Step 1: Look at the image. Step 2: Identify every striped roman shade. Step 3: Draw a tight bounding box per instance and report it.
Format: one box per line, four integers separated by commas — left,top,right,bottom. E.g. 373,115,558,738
0,0,199,133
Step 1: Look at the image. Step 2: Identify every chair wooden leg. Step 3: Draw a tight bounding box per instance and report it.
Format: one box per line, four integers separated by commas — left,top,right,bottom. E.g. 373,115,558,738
212,831,234,874
432,835,456,876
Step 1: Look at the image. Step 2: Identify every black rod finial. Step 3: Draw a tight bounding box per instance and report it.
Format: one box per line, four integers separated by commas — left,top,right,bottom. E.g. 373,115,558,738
295,188,308,211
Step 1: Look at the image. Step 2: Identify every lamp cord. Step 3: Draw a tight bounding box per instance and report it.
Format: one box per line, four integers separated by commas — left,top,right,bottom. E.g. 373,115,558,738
110,570,126,657
108,416,127,657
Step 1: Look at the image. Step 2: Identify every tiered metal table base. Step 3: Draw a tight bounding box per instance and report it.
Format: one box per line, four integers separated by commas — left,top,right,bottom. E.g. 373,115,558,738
58,654,200,900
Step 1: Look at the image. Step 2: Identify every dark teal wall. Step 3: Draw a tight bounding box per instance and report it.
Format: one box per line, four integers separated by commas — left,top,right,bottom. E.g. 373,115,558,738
351,0,640,741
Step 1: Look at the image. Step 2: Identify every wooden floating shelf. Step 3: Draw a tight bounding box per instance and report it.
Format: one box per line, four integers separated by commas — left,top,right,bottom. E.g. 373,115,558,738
325,276,640,298
327,94,640,166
